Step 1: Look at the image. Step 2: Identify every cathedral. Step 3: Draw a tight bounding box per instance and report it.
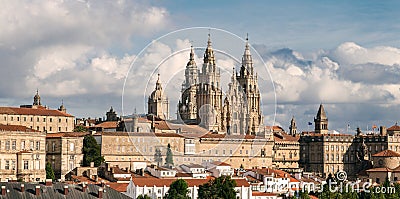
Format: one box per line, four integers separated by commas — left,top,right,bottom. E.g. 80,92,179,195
177,35,263,135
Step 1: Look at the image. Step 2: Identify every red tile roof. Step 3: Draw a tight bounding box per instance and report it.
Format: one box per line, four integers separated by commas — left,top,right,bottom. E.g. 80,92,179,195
274,132,300,142
212,161,231,166
388,124,400,131
372,150,400,157
0,107,73,117
252,192,277,196
108,183,129,192
94,121,118,129
0,124,39,132
46,132,88,138
154,121,171,130
131,176,249,187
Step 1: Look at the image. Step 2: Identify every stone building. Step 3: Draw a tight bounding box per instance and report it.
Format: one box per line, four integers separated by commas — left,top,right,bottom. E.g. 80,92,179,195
45,132,86,180
178,35,263,135
299,104,400,179
272,128,301,173
0,91,74,133
98,130,274,170
0,124,46,182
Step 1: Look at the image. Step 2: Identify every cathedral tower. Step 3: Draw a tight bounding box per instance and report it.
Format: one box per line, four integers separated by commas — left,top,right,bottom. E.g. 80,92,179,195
196,34,223,131
148,74,170,120
236,36,262,135
178,46,199,121
314,104,328,134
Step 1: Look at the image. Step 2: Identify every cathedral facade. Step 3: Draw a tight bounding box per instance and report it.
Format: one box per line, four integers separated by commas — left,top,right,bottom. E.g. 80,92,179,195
178,35,263,135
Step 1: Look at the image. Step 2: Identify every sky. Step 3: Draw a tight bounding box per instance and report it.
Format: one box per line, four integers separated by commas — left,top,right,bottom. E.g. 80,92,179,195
1,0,400,133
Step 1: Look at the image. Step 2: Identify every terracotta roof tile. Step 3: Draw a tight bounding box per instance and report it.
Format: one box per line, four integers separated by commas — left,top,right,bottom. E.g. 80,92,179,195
108,183,129,192
0,124,39,132
372,150,400,157
0,107,73,117
388,124,400,131
154,121,171,130
46,132,88,138
274,132,300,142
131,176,249,187
252,192,277,196
94,121,119,129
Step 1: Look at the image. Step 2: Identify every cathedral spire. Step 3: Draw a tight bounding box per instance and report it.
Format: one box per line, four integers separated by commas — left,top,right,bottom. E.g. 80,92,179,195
241,34,253,76
203,33,215,66
155,74,162,90
187,45,196,66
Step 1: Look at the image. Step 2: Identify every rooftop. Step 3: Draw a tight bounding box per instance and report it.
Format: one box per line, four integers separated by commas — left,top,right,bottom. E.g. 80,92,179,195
372,150,400,157
0,124,39,132
0,106,73,117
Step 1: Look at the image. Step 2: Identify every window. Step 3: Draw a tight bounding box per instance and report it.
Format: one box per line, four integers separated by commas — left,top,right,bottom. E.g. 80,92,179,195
30,117,33,122
326,154,329,161
17,117,19,121
5,141,10,150
43,127,46,131
43,118,46,122
36,141,40,150
59,127,61,131
12,140,16,150
5,160,9,170
325,146,329,151
21,141,25,150
10,117,13,121
331,145,334,151
24,161,28,170
49,118,52,122
52,142,56,151
37,118,39,122
70,143,74,152
30,141,34,150
11,161,15,170
24,117,26,121
59,118,61,123
341,146,344,151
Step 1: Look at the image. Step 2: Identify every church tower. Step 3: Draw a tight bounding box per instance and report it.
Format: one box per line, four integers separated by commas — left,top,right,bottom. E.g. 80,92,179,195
33,89,41,106
236,36,262,135
148,74,170,120
196,34,223,131
58,100,67,113
178,46,199,121
314,104,328,134
289,116,297,135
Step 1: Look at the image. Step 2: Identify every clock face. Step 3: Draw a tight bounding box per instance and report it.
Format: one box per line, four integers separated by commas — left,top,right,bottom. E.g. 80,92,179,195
379,159,383,166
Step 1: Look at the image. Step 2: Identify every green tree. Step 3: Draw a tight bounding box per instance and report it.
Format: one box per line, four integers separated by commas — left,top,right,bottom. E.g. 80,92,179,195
165,143,174,167
154,148,163,166
137,194,151,199
198,175,237,199
83,135,104,167
73,125,87,132
165,179,190,199
45,162,55,181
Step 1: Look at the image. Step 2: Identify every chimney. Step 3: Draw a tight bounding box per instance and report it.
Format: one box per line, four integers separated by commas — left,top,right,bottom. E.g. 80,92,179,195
98,188,103,199
82,183,87,192
20,184,25,193
1,186,6,196
35,185,40,196
64,185,69,195
45,179,52,186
